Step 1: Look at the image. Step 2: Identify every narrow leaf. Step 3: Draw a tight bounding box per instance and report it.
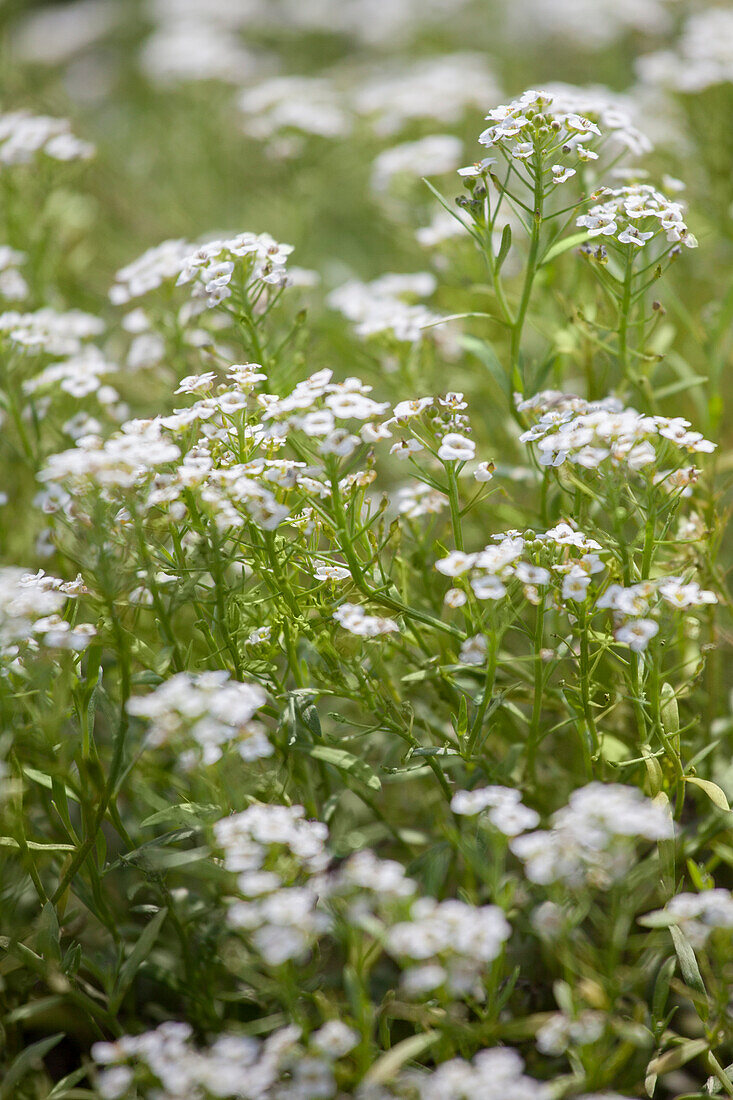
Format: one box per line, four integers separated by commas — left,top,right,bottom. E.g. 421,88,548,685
110,907,168,1012
363,1032,438,1085
684,776,730,812
305,745,381,791
0,1032,65,1099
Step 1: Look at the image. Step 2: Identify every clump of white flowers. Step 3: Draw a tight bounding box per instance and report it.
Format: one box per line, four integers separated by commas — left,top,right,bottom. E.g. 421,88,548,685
0,568,94,657
510,783,673,888
577,183,697,251
461,88,604,181
92,1019,359,1100
451,784,540,836
0,246,29,301
110,230,294,310
645,890,733,948
0,110,94,167
0,308,104,356
328,272,442,344
126,671,270,767
518,391,714,471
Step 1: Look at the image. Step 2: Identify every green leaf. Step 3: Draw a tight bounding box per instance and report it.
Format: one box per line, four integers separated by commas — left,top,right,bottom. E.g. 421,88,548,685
0,1032,64,1099
421,179,476,239
647,1038,708,1076
684,776,730,812
141,803,219,828
23,767,79,803
363,1031,439,1085
36,901,61,964
110,906,168,1013
541,230,590,266
496,223,512,271
652,956,678,1024
460,334,509,394
670,925,707,1002
0,837,75,852
47,1065,91,1097
304,745,381,791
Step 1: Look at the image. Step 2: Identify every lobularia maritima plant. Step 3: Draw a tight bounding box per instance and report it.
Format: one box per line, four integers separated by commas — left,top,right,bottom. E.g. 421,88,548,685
0,78,732,1100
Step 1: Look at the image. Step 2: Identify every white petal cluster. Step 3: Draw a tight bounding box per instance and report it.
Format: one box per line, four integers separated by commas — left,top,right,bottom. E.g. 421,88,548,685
0,246,29,301
385,897,510,997
510,782,673,888
451,785,540,836
333,603,399,636
40,418,181,491
435,526,602,610
463,88,603,179
577,183,697,250
536,1010,605,1055
372,134,463,193
0,308,104,356
637,9,733,94
406,1047,551,1100
110,231,294,308
0,568,94,656
23,346,118,399
328,272,441,344
355,53,499,136
504,0,670,50
214,803,331,965
652,889,733,948
239,76,351,140
127,671,270,766
518,391,714,471
0,111,94,167
92,1019,351,1100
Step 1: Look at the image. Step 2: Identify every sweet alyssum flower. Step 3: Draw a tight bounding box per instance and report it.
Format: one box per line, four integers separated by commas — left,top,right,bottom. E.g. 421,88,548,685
126,671,270,766
518,391,715,471
577,183,697,251
333,603,399,636
510,783,673,887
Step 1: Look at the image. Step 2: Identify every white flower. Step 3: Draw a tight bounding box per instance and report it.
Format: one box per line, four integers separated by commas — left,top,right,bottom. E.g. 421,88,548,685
551,164,576,184
562,567,592,602
459,634,487,665
438,432,475,462
474,461,495,482
444,587,467,608
333,603,399,636
435,551,478,577
314,564,351,583
615,618,659,652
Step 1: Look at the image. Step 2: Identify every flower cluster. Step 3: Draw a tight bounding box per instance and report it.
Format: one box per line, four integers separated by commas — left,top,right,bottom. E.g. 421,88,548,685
0,308,105,356
536,1009,606,1056
328,272,442,344
576,183,697,251
110,230,294,310
451,784,540,836
126,671,270,767
92,1019,359,1100
214,804,330,964
436,524,604,611
637,9,733,94
0,246,29,301
371,134,463,192
0,568,94,657
647,890,733,948
518,391,715,472
0,110,94,167
461,88,604,181
385,898,511,997
510,783,673,888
